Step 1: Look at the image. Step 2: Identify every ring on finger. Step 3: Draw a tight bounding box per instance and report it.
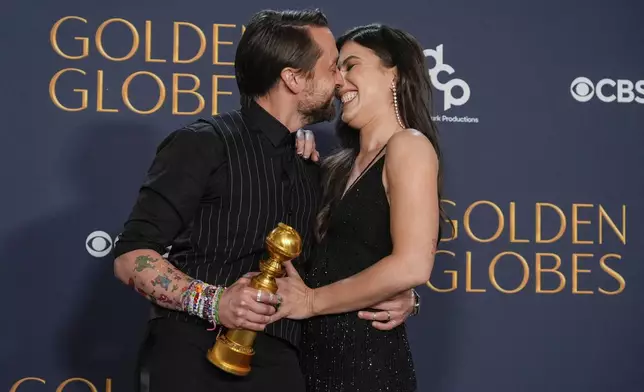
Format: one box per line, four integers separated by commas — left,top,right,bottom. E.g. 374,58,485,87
372,312,377,321
386,311,391,322
256,290,262,302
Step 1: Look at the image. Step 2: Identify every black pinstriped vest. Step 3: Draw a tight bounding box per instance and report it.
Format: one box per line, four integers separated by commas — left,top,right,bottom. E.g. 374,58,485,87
152,109,320,349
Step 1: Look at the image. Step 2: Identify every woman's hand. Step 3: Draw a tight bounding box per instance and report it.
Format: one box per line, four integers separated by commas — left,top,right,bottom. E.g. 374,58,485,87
271,261,315,322
296,129,320,162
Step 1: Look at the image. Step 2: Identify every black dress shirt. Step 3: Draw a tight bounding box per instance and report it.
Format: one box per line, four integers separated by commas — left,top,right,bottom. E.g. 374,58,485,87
114,100,321,348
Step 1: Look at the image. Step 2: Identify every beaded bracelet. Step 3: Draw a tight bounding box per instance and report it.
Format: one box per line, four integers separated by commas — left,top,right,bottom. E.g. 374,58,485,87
181,280,225,330
208,286,225,330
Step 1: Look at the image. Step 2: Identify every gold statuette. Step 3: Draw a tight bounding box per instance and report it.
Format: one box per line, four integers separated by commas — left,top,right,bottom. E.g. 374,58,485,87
207,223,302,376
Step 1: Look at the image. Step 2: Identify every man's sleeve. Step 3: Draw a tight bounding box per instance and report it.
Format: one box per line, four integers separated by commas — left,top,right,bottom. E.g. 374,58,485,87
113,126,224,257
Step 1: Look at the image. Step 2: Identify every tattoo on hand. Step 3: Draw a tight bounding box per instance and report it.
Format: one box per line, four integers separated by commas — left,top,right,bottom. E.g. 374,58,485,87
151,274,172,290
135,286,147,298
157,294,174,305
128,254,197,310
149,290,158,303
134,255,158,272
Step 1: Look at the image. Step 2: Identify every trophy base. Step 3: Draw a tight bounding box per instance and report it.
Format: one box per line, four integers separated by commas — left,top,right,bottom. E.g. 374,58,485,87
207,335,255,376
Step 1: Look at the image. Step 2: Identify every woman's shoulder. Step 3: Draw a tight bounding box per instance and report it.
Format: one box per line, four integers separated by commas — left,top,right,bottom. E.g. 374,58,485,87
387,129,437,163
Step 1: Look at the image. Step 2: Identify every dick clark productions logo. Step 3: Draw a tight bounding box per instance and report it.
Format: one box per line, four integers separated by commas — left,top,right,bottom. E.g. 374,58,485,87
424,44,471,111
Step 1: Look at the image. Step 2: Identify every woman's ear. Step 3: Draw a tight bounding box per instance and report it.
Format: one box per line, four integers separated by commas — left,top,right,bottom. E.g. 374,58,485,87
390,66,399,85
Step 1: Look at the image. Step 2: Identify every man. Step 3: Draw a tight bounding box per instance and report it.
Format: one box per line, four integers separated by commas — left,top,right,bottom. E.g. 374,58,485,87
113,8,419,392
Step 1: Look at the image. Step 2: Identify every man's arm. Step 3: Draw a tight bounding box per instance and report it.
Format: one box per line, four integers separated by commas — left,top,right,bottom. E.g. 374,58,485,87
357,288,419,330
115,248,278,330
113,126,221,312
113,126,278,330
114,249,196,310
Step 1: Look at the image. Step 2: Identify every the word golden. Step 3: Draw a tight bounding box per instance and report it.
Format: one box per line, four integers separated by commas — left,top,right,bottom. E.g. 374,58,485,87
428,200,627,295
48,16,245,115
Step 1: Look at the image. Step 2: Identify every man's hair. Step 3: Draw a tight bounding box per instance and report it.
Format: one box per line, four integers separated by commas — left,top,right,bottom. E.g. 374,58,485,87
235,9,329,106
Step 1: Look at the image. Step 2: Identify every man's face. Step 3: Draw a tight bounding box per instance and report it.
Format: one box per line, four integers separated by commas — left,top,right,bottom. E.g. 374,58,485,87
298,27,344,125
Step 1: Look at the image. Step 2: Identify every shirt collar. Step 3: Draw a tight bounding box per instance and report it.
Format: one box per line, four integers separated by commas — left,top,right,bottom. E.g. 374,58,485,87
241,100,294,147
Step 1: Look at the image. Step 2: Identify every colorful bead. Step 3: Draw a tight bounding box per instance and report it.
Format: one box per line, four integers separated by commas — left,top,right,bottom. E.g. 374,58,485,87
180,280,224,330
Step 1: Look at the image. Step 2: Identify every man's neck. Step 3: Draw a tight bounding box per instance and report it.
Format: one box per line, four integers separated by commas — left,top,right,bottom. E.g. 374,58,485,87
255,95,303,133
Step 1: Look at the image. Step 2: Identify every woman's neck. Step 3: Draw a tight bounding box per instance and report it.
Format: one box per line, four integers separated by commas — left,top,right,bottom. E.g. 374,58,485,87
359,111,403,153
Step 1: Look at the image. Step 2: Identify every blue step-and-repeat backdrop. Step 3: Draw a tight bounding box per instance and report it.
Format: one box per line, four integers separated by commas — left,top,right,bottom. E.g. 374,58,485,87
1,0,643,391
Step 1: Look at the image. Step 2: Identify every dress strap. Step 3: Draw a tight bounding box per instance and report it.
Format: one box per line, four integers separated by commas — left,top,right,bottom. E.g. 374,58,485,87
342,144,387,199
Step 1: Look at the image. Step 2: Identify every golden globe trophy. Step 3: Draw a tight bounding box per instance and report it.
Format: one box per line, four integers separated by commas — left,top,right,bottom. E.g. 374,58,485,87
207,223,302,376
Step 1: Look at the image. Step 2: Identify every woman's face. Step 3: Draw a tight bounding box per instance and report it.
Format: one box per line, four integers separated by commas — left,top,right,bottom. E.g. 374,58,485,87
336,41,396,130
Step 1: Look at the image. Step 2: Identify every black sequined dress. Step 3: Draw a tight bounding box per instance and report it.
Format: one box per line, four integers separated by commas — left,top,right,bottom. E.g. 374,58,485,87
300,153,417,392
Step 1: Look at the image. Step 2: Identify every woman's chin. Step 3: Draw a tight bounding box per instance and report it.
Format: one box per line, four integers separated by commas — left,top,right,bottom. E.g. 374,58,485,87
341,108,357,126
342,114,366,130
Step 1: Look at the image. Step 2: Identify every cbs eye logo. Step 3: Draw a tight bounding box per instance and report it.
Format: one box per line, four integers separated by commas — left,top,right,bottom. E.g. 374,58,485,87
571,76,644,103
570,77,595,102
85,230,115,258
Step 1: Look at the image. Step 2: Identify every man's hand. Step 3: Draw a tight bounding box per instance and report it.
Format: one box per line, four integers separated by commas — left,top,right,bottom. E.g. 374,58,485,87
296,129,320,162
218,275,281,331
358,289,415,330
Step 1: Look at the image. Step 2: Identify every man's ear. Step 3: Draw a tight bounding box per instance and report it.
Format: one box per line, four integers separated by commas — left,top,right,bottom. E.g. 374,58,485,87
280,67,306,94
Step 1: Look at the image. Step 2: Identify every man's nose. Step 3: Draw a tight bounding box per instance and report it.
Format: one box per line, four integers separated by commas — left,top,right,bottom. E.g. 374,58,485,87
335,70,345,88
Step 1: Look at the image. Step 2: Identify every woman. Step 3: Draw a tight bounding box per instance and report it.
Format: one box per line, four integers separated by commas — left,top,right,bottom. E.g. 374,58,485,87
272,24,447,392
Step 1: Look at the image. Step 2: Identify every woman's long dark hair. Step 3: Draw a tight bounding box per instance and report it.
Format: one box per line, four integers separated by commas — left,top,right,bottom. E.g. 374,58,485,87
315,24,451,242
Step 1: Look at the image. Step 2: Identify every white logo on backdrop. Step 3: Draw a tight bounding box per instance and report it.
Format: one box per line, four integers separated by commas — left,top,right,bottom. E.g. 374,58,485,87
85,229,170,258
571,76,644,103
85,230,113,258
424,45,478,124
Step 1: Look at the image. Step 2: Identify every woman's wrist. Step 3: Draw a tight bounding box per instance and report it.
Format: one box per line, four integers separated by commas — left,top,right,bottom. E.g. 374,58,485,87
308,287,320,317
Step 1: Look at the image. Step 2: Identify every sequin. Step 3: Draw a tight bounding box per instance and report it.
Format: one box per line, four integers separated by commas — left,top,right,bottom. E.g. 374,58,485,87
301,158,417,392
